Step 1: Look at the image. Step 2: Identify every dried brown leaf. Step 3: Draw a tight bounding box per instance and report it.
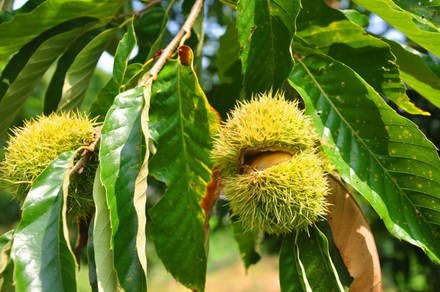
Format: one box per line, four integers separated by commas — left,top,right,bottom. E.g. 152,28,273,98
326,174,382,292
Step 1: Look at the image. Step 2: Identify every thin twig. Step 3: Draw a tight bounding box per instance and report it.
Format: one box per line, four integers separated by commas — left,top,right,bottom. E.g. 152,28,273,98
115,0,164,20
70,126,102,180
138,0,204,86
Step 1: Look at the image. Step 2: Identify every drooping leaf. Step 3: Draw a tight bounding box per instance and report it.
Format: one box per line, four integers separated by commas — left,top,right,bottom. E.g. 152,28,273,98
87,216,98,292
326,174,382,292
57,27,120,112
11,151,77,292
294,0,427,116
113,18,136,89
280,228,344,292
212,22,243,120
99,87,146,291
44,28,103,114
0,26,90,142
289,53,440,262
236,0,301,97
279,236,307,292
231,218,261,270
0,17,95,103
0,0,122,61
148,46,220,292
133,80,153,280
379,36,440,109
352,0,440,57
92,165,120,291
0,229,13,289
89,63,143,122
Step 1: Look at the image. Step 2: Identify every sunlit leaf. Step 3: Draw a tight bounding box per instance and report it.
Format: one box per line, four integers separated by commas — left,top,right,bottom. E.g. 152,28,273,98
57,27,120,112
0,0,122,61
341,9,369,27
92,165,120,291
0,26,89,145
352,0,440,57
11,151,77,292
113,18,136,89
289,53,440,262
99,87,146,291
44,28,102,114
148,46,220,292
379,36,440,109
237,0,301,97
327,174,382,291
294,0,427,116
133,80,153,280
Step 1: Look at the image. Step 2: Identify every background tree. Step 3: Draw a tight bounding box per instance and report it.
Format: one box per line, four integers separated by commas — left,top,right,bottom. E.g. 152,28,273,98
1,0,440,291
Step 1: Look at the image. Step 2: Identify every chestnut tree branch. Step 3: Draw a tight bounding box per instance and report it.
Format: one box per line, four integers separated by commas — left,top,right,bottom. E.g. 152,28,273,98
70,125,102,180
138,0,204,86
114,0,164,20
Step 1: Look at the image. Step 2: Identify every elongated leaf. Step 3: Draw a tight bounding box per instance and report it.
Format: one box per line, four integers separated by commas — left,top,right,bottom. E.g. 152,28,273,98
113,18,136,88
231,219,261,270
327,175,382,292
341,9,369,27
0,0,122,60
0,230,13,277
92,165,120,291
45,28,102,114
280,228,344,292
57,27,120,112
133,81,152,280
148,46,220,292
352,0,440,57
393,0,440,28
237,0,301,97
0,26,88,147
99,87,146,291
88,216,98,292
212,22,243,120
379,37,440,109
289,53,440,262
0,17,95,103
279,236,307,292
11,151,77,292
295,0,427,116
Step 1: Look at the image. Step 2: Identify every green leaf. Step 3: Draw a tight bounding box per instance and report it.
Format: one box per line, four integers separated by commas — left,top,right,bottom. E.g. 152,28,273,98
289,53,440,262
133,81,153,281
231,219,261,270
279,235,307,292
57,27,120,112
132,7,167,64
0,0,122,61
212,22,243,120
352,0,440,57
393,0,440,28
280,228,344,292
92,165,120,291
0,229,13,290
237,0,301,97
148,47,220,292
294,0,427,116
44,28,102,114
87,216,98,292
379,36,440,109
0,26,89,140
341,9,369,27
99,87,146,291
89,63,143,122
113,18,136,88
0,0,13,13
11,151,77,292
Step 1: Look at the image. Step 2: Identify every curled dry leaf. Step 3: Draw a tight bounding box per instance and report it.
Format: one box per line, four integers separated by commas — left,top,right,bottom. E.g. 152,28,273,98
201,165,222,245
326,174,382,292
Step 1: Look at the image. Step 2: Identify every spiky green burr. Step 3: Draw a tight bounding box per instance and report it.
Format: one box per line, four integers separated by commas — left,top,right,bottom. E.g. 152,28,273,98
0,112,98,220
211,92,330,235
